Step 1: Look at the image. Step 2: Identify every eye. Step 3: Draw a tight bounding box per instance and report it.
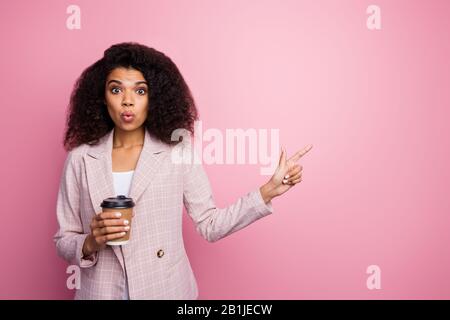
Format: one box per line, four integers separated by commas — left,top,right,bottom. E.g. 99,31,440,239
111,87,121,94
137,88,147,95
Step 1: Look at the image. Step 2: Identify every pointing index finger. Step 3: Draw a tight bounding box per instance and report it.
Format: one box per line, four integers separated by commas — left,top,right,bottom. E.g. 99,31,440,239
289,144,313,162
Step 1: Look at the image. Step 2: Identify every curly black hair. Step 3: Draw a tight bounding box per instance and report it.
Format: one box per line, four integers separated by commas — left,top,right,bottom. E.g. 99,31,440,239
63,42,199,151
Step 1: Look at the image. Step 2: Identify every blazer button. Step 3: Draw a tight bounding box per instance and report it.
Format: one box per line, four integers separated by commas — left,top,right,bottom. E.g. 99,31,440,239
157,249,164,258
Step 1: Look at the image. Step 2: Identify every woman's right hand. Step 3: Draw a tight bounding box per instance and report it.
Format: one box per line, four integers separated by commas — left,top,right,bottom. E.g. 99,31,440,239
82,211,130,256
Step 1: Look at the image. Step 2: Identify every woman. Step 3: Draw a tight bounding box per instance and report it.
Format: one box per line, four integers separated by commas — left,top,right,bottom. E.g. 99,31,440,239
54,42,312,300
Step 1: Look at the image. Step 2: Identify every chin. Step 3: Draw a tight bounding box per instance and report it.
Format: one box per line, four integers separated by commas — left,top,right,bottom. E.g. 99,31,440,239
116,121,144,131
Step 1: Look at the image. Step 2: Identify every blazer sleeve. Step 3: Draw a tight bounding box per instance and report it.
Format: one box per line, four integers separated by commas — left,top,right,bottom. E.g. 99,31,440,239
53,151,98,268
182,159,274,243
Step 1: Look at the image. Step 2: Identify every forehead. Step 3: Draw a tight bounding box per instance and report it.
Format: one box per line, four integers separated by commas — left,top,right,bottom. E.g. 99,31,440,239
106,67,146,82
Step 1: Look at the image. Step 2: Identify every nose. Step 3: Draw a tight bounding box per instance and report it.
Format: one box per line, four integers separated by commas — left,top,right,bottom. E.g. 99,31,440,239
122,91,134,107
122,101,133,108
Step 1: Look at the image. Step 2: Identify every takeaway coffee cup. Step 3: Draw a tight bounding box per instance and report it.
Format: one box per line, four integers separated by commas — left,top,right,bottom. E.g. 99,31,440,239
100,195,135,245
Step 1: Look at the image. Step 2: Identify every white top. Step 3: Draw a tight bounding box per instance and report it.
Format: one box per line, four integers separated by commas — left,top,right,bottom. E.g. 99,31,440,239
112,170,134,197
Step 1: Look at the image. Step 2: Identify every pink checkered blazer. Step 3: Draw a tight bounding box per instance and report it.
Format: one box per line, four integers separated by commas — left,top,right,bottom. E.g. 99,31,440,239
53,127,274,300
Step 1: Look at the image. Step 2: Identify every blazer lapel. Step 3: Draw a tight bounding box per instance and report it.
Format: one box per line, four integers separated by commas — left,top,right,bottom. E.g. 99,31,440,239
83,127,169,271
128,132,169,204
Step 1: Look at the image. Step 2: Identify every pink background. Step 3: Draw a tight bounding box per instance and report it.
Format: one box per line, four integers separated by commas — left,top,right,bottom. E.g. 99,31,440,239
1,0,449,299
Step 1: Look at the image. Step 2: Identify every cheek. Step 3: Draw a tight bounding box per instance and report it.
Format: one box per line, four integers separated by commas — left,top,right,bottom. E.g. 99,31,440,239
140,95,149,105
139,99,149,114
105,94,118,109
139,107,149,123
105,103,120,119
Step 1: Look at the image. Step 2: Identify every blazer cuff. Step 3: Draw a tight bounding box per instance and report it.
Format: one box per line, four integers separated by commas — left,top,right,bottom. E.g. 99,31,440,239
251,188,274,217
76,234,98,268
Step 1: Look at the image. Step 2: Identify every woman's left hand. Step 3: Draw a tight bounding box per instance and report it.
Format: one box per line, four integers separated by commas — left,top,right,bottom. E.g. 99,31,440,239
260,144,313,203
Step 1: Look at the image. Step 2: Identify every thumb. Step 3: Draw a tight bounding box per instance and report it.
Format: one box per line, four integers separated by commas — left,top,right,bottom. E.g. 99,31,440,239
278,147,286,167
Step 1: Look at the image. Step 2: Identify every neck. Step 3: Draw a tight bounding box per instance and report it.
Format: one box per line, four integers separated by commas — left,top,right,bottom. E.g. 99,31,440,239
113,126,145,149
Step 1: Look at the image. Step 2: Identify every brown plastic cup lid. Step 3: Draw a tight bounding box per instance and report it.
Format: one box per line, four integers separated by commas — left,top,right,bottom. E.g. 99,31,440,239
100,195,135,209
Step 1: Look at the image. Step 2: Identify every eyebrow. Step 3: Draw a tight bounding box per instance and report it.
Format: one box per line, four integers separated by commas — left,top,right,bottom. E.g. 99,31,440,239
107,80,148,86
